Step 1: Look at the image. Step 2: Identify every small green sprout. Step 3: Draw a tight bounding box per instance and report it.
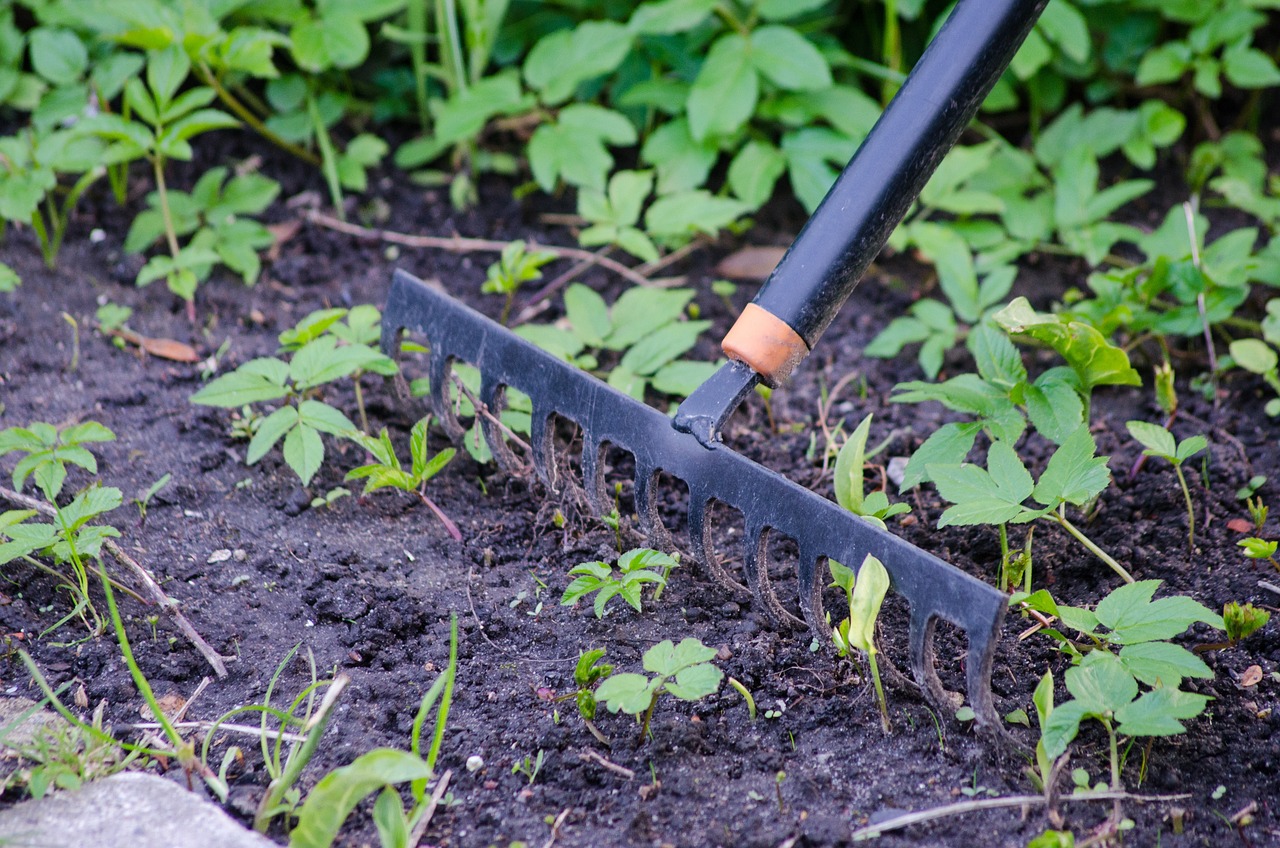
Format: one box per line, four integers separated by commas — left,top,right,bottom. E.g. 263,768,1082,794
1238,537,1280,573
1223,601,1270,645
833,414,909,528
344,417,459,540
595,638,723,742
511,750,544,785
481,241,556,325
828,554,892,734
133,473,171,526
560,548,678,618
1126,421,1207,548
310,487,350,511
568,649,613,745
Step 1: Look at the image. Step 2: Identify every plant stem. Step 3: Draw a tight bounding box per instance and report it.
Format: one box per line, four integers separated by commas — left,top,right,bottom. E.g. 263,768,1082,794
306,90,345,220
868,648,891,734
1104,718,1123,827
728,676,756,721
198,64,321,166
353,375,369,434
639,691,659,744
998,523,1010,592
417,489,463,541
1049,509,1135,584
1174,464,1196,549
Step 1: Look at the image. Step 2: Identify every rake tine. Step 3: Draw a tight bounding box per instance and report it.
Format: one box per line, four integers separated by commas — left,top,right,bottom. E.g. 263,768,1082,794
580,431,609,515
478,378,521,474
687,495,751,599
908,609,950,712
429,352,465,441
528,410,558,492
632,464,672,551
797,548,826,639
743,525,805,630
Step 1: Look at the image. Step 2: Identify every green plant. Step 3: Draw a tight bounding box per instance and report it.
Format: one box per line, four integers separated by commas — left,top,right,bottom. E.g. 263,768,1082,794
344,417,460,541
595,637,723,743
481,240,556,325
0,126,106,267
1230,337,1280,416
511,750,543,785
0,262,18,292
1125,422,1207,548
1222,601,1270,646
132,473,171,526
828,554,892,734
1237,537,1280,573
928,426,1133,585
565,648,612,744
832,413,909,527
190,309,397,487
288,615,458,848
82,46,240,313
561,547,677,618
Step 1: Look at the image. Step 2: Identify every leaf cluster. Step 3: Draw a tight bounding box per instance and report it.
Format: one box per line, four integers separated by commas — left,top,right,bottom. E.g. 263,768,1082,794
561,548,678,619
594,638,723,717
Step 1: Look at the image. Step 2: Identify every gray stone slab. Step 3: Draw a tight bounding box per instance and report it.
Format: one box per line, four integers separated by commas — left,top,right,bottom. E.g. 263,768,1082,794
0,771,277,848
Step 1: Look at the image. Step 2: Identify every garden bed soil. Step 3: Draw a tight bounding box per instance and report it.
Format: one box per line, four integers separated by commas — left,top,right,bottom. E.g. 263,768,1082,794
1,138,1279,847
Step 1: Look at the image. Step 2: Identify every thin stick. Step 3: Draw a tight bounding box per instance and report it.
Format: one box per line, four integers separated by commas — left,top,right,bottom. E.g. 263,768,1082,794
407,769,452,848
1259,580,1280,597
579,750,635,779
304,210,654,289
635,236,709,278
849,790,1192,841
0,486,230,678
542,807,571,848
126,720,307,744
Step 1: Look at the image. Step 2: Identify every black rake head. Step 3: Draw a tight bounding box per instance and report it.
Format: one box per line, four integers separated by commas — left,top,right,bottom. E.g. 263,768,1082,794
381,270,1010,737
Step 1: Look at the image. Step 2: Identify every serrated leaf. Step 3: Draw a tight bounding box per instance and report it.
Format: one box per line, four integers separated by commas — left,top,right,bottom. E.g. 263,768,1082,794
994,297,1140,391
967,322,1025,389
1126,420,1175,458
298,400,355,435
1024,380,1084,445
748,26,830,91
666,663,723,701
687,33,756,142
563,284,611,347
1031,425,1110,508
1095,580,1224,644
931,441,1035,527
1041,699,1088,761
283,423,325,486
1118,642,1213,687
604,288,694,350
1064,651,1137,714
595,672,657,715
190,360,290,407
1114,687,1212,738
899,422,981,490
247,405,298,464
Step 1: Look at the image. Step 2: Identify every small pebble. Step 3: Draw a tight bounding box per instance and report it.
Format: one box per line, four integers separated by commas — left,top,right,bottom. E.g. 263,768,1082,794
466,755,484,773
207,549,232,564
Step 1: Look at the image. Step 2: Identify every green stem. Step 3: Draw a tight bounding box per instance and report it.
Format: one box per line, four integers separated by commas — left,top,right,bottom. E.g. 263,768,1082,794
868,649,891,734
1104,718,1123,827
1049,509,1135,583
727,677,756,721
307,90,346,221
436,0,468,95
152,156,180,258
880,0,901,104
1173,464,1195,549
29,206,54,268
997,523,1010,592
198,64,321,166
406,0,432,132
639,691,659,744
712,2,752,36
353,374,369,434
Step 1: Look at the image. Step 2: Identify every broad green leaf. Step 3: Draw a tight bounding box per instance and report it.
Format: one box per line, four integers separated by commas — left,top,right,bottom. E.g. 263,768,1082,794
604,288,693,350
650,360,719,397
289,749,433,848
644,638,717,676
523,21,633,104
564,284,611,347
687,33,757,142
1031,425,1110,508
247,406,298,464
1230,339,1277,375
728,140,786,208
1223,44,1280,88
596,672,658,715
1024,379,1084,445
372,787,408,848
931,441,1035,527
993,297,1140,390
911,223,978,323
967,322,1025,389
749,26,830,91
666,663,723,701
527,105,636,192
1095,580,1224,644
1033,669,1054,728
1118,642,1212,687
619,320,711,376
1041,699,1088,761
899,422,982,490
298,400,355,435
190,360,290,406
640,119,716,195
1064,651,1137,714
57,486,122,532
283,423,324,486
1175,435,1207,463
290,10,369,72
1125,420,1175,459
1114,687,1211,738
30,28,87,86
757,0,829,20
847,554,889,653
290,337,386,390
1056,604,1099,636
645,191,748,241
628,0,717,34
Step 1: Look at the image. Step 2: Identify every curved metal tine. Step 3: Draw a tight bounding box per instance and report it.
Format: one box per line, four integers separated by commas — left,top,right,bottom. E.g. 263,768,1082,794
580,430,610,515
966,621,1007,740
632,464,672,551
428,352,466,441
528,409,558,491
688,495,751,598
908,607,951,711
797,547,827,641
744,525,806,630
478,377,521,474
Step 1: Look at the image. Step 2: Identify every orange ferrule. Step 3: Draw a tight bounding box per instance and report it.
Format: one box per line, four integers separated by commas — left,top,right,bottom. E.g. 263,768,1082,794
721,303,811,387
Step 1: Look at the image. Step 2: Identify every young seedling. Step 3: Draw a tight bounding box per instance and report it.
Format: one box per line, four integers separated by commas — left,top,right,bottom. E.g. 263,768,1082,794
929,426,1133,584
132,473,171,526
560,548,678,618
344,417,460,541
511,750,544,785
1126,421,1207,548
567,649,612,745
595,638,723,743
832,414,910,528
828,554,892,734
1238,537,1280,573
481,241,556,325
1222,602,1270,645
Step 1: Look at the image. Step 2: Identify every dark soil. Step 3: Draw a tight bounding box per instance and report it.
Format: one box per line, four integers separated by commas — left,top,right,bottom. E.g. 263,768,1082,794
1,137,1278,848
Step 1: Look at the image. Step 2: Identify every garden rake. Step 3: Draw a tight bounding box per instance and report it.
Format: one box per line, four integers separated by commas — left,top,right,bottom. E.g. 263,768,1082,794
381,0,1049,735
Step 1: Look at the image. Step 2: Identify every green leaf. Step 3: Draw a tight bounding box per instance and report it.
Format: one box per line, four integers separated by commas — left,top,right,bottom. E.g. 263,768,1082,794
967,322,1026,389
1031,425,1110,508
1024,380,1084,445
595,672,656,715
628,0,718,34
1041,699,1088,761
833,414,872,514
650,360,719,397
899,422,981,490
644,638,717,676
749,26,830,91
289,749,433,848
666,662,723,701
618,320,711,377
1126,420,1175,459
603,288,694,350
30,28,87,86
298,400,355,436
523,21,633,104
190,360,290,407
1064,651,1137,714
994,297,1141,391
290,337,386,390
247,405,298,465
1230,339,1277,375
57,486,122,532
728,140,786,208
372,787,408,848
847,554,889,653
290,10,369,72
640,119,716,195
1175,435,1207,463
644,191,748,241
0,262,19,293
527,105,636,192
1118,642,1212,687
1114,687,1212,738
931,441,1035,527
1223,44,1280,88
687,33,757,142
1094,580,1224,644
283,423,325,486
